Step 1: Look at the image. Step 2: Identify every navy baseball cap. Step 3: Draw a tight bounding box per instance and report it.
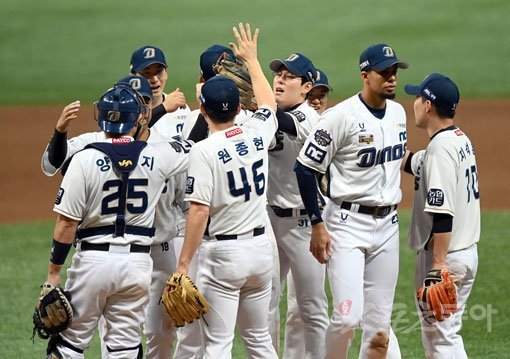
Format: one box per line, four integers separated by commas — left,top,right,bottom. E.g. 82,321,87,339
313,69,333,91
200,76,240,113
130,46,167,74
200,44,234,81
117,75,153,100
359,43,408,72
405,73,460,111
269,53,317,83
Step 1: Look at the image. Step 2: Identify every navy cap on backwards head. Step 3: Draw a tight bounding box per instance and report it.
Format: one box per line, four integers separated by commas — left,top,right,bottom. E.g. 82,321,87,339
269,53,317,83
359,43,409,72
117,75,153,100
200,44,235,81
130,46,167,74
313,69,333,92
200,76,240,114
405,73,460,112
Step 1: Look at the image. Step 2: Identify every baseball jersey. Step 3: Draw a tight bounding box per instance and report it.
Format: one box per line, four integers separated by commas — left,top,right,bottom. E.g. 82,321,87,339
267,102,319,208
151,105,191,140
297,94,407,206
184,106,277,236
408,127,480,251
53,136,191,246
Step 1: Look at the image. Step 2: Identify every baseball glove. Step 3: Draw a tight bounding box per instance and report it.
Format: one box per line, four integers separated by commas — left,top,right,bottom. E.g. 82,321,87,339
161,273,209,327
417,269,458,322
214,52,257,111
32,282,73,340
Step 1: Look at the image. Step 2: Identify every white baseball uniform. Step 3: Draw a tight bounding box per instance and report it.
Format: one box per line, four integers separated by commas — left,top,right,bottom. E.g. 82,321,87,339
41,129,187,358
408,126,480,358
52,136,190,358
266,101,329,358
184,106,278,358
297,93,407,358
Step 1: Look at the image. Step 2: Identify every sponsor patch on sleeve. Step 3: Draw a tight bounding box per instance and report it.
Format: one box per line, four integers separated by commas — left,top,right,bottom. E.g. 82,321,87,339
55,188,65,205
314,129,332,146
290,110,306,122
185,176,195,194
427,188,444,206
252,108,272,121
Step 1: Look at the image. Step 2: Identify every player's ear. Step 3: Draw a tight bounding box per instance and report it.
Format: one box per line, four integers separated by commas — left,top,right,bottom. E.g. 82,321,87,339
236,104,241,115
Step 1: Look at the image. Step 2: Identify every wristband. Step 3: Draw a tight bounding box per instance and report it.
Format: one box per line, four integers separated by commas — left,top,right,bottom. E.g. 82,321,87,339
50,239,72,265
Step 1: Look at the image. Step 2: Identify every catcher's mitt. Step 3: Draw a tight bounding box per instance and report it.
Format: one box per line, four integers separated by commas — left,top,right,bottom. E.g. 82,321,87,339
161,273,209,327
417,269,458,322
32,282,73,340
214,52,257,111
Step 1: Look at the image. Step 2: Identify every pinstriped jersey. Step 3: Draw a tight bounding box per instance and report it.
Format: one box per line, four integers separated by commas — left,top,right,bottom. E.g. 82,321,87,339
408,127,480,251
297,94,407,206
184,106,277,236
267,101,319,208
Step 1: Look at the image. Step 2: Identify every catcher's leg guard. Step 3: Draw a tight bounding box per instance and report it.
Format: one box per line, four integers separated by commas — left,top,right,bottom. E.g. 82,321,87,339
106,343,143,359
46,334,84,359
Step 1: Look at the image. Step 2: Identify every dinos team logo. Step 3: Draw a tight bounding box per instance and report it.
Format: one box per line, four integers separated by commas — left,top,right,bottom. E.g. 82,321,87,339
143,47,156,59
107,111,120,122
382,46,394,57
314,129,332,146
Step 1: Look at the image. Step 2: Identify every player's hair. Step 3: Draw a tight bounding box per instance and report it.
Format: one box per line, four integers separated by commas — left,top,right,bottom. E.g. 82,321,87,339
203,106,238,124
421,97,456,119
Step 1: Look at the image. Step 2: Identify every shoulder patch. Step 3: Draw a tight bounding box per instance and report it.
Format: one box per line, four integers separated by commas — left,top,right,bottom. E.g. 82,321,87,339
290,110,306,122
185,176,195,194
55,187,65,205
314,129,332,146
427,188,444,206
252,108,272,121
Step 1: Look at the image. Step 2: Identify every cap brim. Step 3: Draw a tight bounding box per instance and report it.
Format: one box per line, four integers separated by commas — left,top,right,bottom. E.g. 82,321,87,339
404,84,421,95
269,59,304,76
132,60,167,73
372,59,409,71
313,83,333,92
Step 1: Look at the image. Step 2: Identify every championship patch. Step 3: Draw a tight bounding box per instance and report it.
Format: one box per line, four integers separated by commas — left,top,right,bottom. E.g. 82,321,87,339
290,110,306,123
359,134,374,144
55,188,64,205
314,129,332,146
185,176,195,194
427,188,444,206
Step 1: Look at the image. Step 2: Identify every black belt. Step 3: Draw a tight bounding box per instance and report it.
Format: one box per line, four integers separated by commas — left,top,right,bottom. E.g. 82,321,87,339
216,227,265,241
80,241,150,253
340,201,397,218
76,225,155,239
270,206,308,218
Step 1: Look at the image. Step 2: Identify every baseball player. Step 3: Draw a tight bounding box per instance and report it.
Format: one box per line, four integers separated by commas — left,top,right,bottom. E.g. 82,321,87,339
265,53,330,358
174,23,278,358
129,45,190,138
403,73,480,358
295,43,409,358
41,76,186,358
283,67,332,359
44,83,190,358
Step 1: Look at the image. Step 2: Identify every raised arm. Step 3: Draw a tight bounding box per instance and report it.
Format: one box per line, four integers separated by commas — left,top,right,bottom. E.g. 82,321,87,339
230,23,276,112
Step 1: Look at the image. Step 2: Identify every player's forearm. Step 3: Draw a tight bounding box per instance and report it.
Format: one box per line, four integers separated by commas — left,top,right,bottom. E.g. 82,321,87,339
245,58,277,112
431,232,451,270
294,160,323,225
177,202,210,274
47,129,68,168
47,214,78,284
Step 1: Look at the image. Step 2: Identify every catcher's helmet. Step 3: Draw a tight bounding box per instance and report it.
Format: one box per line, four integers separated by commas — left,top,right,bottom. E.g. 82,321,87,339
96,83,146,134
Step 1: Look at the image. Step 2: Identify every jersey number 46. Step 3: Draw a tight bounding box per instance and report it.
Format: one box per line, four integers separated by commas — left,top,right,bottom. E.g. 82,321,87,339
227,159,265,201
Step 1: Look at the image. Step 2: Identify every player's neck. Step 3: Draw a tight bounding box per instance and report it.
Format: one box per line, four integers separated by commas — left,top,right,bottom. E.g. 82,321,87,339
427,118,454,139
360,90,386,110
209,121,236,134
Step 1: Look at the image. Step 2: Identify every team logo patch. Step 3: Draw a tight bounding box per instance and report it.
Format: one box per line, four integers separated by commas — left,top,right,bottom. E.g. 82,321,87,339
225,127,243,138
55,188,64,205
427,188,444,206
170,141,182,152
252,108,272,121
359,134,374,144
339,300,352,315
290,110,306,123
185,176,195,194
314,129,332,146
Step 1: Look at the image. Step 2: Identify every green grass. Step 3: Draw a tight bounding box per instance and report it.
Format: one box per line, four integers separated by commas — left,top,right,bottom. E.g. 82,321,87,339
1,0,509,105
0,210,507,358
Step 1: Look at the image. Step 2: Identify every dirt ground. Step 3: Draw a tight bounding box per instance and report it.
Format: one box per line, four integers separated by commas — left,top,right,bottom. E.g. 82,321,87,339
0,99,508,224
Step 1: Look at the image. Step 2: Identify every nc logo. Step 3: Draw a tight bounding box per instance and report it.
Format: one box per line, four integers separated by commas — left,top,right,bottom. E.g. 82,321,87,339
382,46,394,57
143,47,155,59
118,160,133,167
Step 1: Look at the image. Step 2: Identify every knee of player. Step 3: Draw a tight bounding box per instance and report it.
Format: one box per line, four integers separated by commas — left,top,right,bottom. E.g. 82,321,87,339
330,312,362,329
